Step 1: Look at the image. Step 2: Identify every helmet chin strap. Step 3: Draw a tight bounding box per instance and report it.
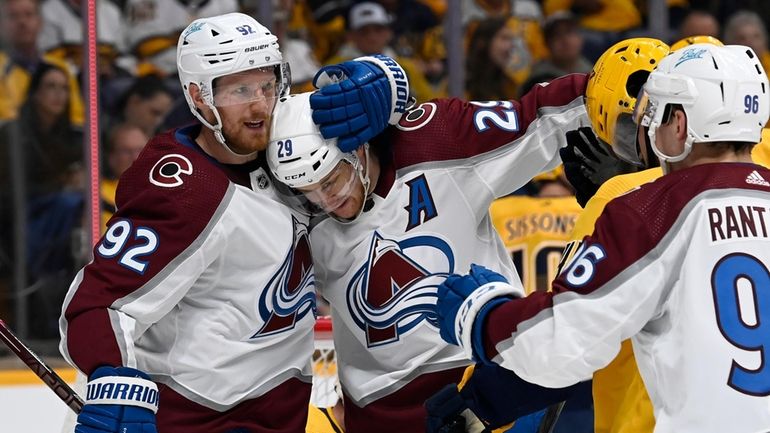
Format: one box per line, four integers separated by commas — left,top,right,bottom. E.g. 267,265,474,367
647,121,694,174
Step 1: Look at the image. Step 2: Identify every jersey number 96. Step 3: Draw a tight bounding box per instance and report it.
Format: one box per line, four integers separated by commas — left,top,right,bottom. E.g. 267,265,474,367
711,253,770,396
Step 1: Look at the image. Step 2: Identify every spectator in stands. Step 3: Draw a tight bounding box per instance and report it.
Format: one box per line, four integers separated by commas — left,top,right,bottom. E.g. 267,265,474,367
677,9,720,40
543,0,642,61
326,1,437,102
0,0,84,125
108,74,174,138
461,0,543,25
0,62,84,338
100,123,148,231
123,0,239,77
724,10,770,76
418,26,449,99
465,17,524,100
271,0,322,93
524,12,592,94
38,0,128,80
378,0,440,58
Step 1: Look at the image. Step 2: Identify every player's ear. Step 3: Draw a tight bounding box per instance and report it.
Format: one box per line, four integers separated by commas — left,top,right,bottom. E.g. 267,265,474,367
188,83,206,110
674,109,688,143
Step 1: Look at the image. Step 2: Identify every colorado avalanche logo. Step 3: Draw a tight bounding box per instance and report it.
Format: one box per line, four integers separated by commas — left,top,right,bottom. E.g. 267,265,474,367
149,154,193,187
251,216,316,338
348,232,455,347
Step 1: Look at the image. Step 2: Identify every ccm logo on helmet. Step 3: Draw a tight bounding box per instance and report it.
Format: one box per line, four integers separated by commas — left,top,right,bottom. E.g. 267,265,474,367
284,173,306,181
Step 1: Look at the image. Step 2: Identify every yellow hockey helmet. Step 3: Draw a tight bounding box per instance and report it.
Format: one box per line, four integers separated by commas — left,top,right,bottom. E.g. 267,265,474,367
670,35,724,51
585,38,670,157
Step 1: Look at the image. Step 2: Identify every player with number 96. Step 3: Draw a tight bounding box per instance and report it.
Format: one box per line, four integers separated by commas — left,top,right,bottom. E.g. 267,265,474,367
434,43,770,433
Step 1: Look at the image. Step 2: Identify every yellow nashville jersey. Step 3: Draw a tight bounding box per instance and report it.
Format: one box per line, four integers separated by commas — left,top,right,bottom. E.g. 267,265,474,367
306,404,344,433
753,128,770,168
543,0,641,32
490,195,582,295
100,178,119,234
0,52,84,125
564,168,661,433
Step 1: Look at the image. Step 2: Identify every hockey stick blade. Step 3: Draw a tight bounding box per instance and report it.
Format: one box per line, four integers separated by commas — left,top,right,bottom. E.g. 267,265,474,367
536,401,565,433
0,319,84,413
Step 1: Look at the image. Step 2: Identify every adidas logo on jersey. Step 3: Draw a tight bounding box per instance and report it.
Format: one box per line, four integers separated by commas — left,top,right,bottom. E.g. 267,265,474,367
746,170,770,187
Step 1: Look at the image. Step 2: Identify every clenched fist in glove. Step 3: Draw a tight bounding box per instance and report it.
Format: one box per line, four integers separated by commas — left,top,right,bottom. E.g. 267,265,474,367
559,127,639,207
425,364,579,433
75,366,158,433
310,54,410,152
435,264,523,363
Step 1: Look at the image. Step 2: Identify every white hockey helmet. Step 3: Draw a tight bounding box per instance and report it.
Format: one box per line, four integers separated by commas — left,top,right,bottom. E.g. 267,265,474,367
267,92,370,222
634,43,770,163
177,13,291,145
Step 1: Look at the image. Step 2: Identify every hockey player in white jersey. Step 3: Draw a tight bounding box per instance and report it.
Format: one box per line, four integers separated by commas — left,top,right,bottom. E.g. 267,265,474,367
267,69,590,431
434,43,770,433
59,12,410,433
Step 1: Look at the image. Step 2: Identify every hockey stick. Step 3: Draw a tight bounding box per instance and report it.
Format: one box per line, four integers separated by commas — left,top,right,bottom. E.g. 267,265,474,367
0,319,83,413
536,401,565,433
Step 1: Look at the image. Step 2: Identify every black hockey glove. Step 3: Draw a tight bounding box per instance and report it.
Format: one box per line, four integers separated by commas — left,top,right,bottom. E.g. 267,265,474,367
560,127,638,207
426,364,579,433
425,383,490,433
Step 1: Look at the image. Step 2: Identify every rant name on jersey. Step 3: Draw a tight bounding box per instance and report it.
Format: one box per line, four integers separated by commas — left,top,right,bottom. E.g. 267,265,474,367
707,205,770,242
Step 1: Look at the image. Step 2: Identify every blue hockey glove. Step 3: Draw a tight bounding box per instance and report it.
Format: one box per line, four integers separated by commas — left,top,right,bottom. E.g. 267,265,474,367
75,366,158,433
436,265,523,362
310,54,410,152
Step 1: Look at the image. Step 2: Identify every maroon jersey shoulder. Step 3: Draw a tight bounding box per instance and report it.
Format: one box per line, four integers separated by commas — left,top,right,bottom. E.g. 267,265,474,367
387,73,588,171
64,130,236,372
602,162,770,246
115,129,231,214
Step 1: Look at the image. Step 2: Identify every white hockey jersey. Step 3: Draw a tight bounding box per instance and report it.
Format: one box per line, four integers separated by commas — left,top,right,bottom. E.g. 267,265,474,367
483,163,770,433
60,125,316,433
310,74,589,432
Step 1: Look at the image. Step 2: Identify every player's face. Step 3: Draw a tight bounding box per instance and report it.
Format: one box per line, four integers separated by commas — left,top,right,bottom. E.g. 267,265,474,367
213,68,278,153
297,159,366,220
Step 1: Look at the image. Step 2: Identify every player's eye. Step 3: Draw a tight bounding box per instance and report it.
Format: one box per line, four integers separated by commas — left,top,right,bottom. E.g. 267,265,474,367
321,174,338,192
233,85,251,96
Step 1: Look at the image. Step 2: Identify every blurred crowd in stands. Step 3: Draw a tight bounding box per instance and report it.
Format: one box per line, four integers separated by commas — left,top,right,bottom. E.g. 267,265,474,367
0,0,769,345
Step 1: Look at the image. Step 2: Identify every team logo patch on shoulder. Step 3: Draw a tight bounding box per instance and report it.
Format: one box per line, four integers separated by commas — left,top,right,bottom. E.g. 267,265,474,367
396,102,437,131
149,154,193,188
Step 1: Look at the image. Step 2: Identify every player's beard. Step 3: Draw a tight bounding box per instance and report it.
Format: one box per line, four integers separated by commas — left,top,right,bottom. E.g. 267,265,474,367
222,112,272,155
